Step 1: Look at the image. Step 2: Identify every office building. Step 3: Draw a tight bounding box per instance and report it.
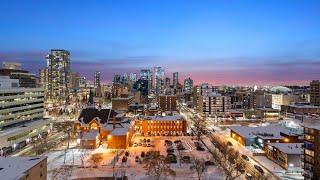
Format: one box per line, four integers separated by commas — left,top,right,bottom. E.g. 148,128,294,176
70,72,80,90
113,74,121,83
111,83,129,98
157,95,177,112
303,125,320,180
173,72,179,89
0,77,51,155
310,80,320,106
39,68,48,89
253,91,272,108
0,62,37,88
184,77,193,93
197,83,215,96
133,79,149,103
140,69,152,95
112,94,134,111
45,49,71,103
271,94,299,110
197,92,231,116
165,77,170,88
153,67,165,95
94,71,102,97
94,71,101,88
2,62,21,70
129,73,137,84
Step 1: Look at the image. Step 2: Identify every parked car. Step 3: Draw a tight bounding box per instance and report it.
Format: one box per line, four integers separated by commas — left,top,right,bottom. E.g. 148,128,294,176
205,161,215,166
196,146,205,151
141,151,145,158
245,173,254,180
122,156,127,163
167,149,174,153
241,154,249,161
181,156,191,163
166,154,177,163
177,144,185,150
165,140,173,145
125,151,129,156
135,156,139,162
254,165,264,175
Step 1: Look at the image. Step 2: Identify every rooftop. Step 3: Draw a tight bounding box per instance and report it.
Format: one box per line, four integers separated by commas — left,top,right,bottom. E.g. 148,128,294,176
81,130,99,140
78,108,117,124
304,125,320,131
0,156,46,179
270,86,292,93
268,143,303,154
110,123,130,136
142,115,183,121
229,124,299,140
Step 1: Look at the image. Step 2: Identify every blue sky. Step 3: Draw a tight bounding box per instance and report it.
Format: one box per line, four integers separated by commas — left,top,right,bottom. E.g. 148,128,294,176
0,0,320,85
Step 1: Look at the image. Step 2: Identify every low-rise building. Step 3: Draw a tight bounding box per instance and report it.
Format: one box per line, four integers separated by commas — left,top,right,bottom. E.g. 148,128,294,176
0,156,47,180
256,108,280,120
136,115,187,136
265,143,303,170
229,125,302,148
281,104,320,115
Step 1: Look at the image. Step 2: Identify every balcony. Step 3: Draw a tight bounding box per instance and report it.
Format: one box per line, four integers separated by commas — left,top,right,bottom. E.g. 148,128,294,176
0,103,44,114
0,98,44,108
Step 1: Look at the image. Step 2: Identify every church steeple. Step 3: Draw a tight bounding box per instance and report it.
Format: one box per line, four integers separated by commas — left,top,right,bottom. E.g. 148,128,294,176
87,88,94,108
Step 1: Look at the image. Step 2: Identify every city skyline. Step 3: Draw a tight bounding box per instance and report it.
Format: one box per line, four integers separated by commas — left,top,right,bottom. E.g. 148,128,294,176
1,0,320,85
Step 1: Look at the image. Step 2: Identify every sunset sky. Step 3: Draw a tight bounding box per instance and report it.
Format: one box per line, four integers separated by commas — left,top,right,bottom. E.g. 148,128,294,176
0,0,320,85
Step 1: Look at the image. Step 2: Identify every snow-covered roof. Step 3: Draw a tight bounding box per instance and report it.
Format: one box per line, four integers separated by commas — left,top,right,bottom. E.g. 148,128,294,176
268,143,303,154
270,86,292,93
110,125,129,136
229,124,299,140
82,130,99,140
0,156,46,179
304,125,320,131
142,115,183,121
287,104,320,109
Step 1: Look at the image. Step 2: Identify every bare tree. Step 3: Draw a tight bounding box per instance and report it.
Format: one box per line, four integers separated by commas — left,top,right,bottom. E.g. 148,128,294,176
256,173,274,180
192,117,207,141
212,141,247,180
79,150,89,167
33,135,49,155
144,151,176,180
91,153,103,167
190,157,207,180
224,149,246,180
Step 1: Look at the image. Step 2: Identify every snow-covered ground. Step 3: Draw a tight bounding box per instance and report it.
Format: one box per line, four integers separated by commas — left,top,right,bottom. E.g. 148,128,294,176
47,135,226,180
